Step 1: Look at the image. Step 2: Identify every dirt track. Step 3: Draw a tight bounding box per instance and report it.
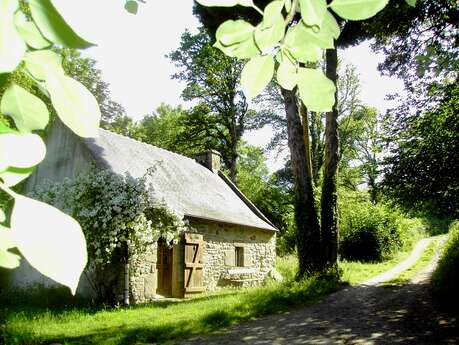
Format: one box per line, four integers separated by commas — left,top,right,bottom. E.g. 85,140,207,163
180,239,458,345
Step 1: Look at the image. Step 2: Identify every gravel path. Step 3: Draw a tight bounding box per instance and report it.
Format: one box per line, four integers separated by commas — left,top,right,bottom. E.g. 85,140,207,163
180,238,458,345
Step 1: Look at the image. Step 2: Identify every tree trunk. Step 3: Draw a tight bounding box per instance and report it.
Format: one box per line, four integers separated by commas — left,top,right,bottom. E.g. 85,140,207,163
299,103,313,181
368,152,378,203
281,87,321,276
320,47,340,267
229,135,238,184
310,111,323,187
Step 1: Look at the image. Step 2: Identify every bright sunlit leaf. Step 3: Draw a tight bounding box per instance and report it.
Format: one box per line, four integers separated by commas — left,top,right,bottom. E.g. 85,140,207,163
254,1,285,52
124,0,138,14
262,1,284,26
297,68,336,112
196,0,254,7
321,10,340,39
329,0,389,21
284,24,323,62
0,249,20,269
29,0,93,48
299,0,327,29
405,0,416,6
216,20,254,46
255,17,285,52
277,59,298,90
24,50,64,81
0,132,46,170
10,194,88,294
214,36,260,59
46,73,100,138
14,11,51,49
241,55,274,99
0,166,35,187
0,227,21,269
0,0,26,74
1,84,49,133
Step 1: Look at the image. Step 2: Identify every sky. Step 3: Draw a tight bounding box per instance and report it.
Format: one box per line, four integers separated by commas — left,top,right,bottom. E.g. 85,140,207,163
60,0,404,171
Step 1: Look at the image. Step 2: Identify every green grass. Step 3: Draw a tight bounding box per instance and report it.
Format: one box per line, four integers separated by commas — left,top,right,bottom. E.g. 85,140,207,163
432,221,459,313
385,236,443,285
1,229,434,345
0,271,339,345
339,248,414,284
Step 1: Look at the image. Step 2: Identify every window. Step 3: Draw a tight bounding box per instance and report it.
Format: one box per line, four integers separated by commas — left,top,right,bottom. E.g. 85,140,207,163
235,246,244,267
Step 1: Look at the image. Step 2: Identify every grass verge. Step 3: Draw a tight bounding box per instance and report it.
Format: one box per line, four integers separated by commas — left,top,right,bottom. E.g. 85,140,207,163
0,274,339,345
339,246,417,285
385,236,444,285
432,221,459,313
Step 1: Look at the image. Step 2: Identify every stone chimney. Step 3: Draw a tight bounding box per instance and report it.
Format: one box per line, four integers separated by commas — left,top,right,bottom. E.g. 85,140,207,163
196,150,221,172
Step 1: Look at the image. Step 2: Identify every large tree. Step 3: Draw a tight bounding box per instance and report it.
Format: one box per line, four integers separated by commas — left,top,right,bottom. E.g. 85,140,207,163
192,0,427,276
168,28,275,183
193,0,378,276
134,103,216,157
368,0,458,215
382,83,459,218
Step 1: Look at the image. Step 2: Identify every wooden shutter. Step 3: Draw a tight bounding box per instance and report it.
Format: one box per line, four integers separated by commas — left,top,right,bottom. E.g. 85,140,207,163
184,233,204,295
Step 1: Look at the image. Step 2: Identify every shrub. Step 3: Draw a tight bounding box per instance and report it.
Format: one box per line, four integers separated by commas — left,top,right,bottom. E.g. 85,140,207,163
276,215,296,256
339,192,408,262
431,221,459,313
31,168,187,302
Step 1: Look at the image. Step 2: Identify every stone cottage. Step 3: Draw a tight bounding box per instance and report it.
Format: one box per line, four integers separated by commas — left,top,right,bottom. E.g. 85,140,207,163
12,120,277,303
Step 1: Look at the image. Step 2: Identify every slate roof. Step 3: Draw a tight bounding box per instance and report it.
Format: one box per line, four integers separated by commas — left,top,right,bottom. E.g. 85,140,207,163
84,129,277,232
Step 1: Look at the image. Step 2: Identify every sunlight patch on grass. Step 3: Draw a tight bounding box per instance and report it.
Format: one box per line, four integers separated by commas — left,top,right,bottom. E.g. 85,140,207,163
1,275,338,345
339,248,415,285
385,235,444,285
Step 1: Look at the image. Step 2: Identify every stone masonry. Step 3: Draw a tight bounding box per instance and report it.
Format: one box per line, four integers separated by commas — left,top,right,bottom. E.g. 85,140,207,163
128,219,276,303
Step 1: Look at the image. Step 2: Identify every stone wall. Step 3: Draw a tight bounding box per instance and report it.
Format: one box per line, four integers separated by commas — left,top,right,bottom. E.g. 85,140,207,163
127,244,157,304
124,219,276,303
188,219,276,291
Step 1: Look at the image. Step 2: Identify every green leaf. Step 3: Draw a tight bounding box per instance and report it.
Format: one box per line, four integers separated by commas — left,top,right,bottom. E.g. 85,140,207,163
0,166,35,187
45,73,100,138
24,50,64,81
299,0,327,29
262,1,284,26
0,0,26,74
214,36,260,59
0,122,14,134
0,132,46,171
216,20,254,46
276,59,297,90
14,11,51,49
297,68,336,112
285,0,292,12
10,194,87,294
0,249,20,268
1,84,49,132
0,227,20,269
124,0,138,14
284,24,323,62
29,0,93,48
405,0,416,6
241,55,274,99
0,227,15,249
196,0,254,7
321,10,340,39
329,0,389,21
254,15,285,52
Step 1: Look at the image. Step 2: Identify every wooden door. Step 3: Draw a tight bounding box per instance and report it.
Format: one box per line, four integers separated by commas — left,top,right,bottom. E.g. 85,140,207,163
184,233,204,296
156,240,172,296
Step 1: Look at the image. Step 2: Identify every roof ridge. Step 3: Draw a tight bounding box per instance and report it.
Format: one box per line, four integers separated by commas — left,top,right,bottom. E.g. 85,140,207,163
98,127,200,166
